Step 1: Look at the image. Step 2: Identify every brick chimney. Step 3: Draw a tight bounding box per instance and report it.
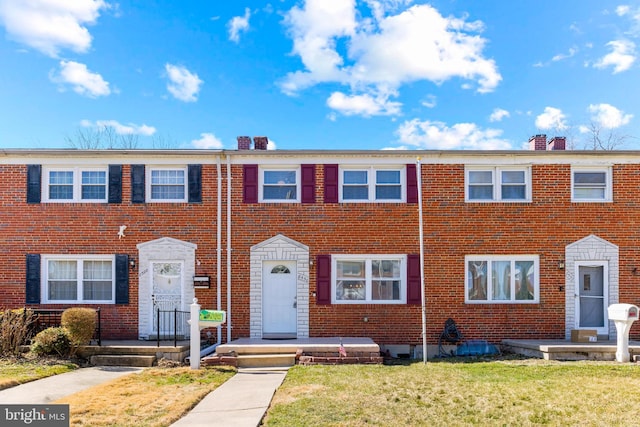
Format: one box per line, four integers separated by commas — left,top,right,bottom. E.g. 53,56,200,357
529,134,547,151
548,136,566,150
253,136,268,150
237,136,251,150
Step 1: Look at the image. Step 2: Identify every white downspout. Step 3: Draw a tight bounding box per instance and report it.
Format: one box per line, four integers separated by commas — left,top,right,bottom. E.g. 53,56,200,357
226,155,232,343
216,155,222,345
417,157,427,363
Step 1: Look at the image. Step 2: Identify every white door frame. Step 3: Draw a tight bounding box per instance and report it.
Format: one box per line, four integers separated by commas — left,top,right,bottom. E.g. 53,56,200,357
574,260,609,335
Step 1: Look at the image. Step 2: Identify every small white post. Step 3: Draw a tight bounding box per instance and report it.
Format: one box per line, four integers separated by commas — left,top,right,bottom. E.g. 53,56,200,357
190,298,201,369
614,321,633,363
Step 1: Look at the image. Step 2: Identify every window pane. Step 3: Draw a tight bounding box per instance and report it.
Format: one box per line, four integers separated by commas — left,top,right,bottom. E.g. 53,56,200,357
264,171,296,185
501,171,525,184
50,171,73,185
49,260,77,280
372,280,400,300
515,261,535,300
376,170,400,184
337,261,365,278
264,186,297,200
574,172,605,185
49,281,77,300
376,185,401,200
49,171,74,200
152,170,185,185
372,260,400,278
574,188,605,199
468,261,487,300
469,171,492,184
344,171,367,184
343,186,368,200
336,280,365,300
81,171,106,200
501,185,526,200
492,261,511,300
469,186,493,199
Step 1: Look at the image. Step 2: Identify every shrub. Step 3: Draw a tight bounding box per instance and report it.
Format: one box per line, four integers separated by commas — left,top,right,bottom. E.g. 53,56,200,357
61,308,96,346
0,308,36,356
31,327,71,357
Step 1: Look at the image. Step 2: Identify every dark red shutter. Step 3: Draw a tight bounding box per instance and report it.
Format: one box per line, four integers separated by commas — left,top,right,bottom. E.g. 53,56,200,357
406,164,418,204
407,254,422,305
243,164,258,203
316,254,332,305
324,164,338,203
301,164,316,204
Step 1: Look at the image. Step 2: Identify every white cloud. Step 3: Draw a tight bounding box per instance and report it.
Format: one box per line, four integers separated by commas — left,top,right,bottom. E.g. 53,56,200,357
50,60,110,97
228,7,251,43
165,64,203,102
0,0,107,57
326,90,401,116
191,132,224,149
587,103,633,129
616,5,631,16
552,47,577,62
82,119,156,136
396,119,511,150
489,108,510,122
281,1,501,117
421,94,436,108
594,39,636,73
535,107,568,130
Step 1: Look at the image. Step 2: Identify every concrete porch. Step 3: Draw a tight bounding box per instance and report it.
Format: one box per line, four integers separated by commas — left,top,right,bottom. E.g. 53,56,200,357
502,339,640,361
205,337,382,368
76,339,191,367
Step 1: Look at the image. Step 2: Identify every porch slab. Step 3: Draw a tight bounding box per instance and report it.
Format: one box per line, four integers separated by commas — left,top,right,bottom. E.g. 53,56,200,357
502,339,640,361
77,339,190,363
216,337,379,355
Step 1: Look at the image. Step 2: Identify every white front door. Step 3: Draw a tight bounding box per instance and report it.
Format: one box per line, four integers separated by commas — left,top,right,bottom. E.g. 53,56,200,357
263,261,297,338
576,262,608,335
151,262,185,336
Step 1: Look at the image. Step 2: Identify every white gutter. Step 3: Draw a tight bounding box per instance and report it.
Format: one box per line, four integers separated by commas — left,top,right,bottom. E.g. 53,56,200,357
417,157,427,363
226,156,232,343
216,156,223,346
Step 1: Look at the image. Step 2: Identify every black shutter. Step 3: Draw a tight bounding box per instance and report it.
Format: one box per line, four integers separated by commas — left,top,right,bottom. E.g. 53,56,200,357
115,254,129,304
324,164,338,203
406,164,418,204
301,164,316,204
188,164,202,203
108,165,122,203
316,254,332,305
131,165,145,203
26,254,41,304
26,165,41,204
407,254,422,305
243,164,258,203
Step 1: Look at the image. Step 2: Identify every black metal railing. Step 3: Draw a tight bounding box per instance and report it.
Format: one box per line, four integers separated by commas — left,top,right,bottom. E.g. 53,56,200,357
155,308,190,347
25,307,101,346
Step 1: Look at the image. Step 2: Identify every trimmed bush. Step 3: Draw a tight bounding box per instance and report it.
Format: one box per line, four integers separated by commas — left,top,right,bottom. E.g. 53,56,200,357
0,308,36,356
61,308,96,346
31,327,71,357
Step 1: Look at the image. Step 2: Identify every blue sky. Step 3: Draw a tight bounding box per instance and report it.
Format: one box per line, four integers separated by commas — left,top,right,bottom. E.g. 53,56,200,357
0,0,639,150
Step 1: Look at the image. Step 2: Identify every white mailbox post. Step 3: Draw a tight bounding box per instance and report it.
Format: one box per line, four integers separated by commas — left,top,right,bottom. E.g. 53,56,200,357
607,303,639,363
187,298,226,369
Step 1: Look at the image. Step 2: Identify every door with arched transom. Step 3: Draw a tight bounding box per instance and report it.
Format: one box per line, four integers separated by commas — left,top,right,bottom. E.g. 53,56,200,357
262,260,297,338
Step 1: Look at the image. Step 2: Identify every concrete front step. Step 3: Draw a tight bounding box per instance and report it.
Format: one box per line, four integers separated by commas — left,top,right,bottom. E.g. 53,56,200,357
90,354,156,367
237,353,296,368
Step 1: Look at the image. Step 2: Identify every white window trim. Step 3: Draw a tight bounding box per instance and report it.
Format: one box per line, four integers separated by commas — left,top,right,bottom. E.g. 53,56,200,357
258,167,301,203
331,254,407,304
43,166,108,203
465,166,532,202
339,166,406,203
465,255,540,304
146,166,188,203
41,255,116,304
571,166,613,202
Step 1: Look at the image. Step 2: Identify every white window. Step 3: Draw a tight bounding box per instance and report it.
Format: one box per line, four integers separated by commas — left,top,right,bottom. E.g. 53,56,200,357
340,167,404,202
332,255,406,304
147,167,187,202
466,167,531,202
43,256,115,303
44,167,107,202
465,255,539,304
572,167,612,202
259,168,300,202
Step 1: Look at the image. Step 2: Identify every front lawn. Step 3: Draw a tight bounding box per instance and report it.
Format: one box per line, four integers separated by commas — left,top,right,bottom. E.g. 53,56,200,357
264,357,640,426
0,357,78,390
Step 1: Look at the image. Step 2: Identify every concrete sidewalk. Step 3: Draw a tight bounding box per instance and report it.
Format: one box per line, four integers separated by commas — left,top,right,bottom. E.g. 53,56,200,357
170,368,288,427
0,366,144,404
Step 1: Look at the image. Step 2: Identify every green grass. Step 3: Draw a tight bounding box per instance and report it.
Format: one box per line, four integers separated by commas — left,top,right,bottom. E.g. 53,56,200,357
264,357,640,426
0,357,78,390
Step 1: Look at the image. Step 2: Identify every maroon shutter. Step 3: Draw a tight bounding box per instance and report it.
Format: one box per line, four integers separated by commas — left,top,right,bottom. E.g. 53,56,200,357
316,254,331,305
243,164,258,203
407,254,422,305
301,164,316,204
324,164,338,203
406,164,418,204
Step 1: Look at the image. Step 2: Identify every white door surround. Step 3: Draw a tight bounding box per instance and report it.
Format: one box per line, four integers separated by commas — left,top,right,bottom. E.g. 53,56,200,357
565,235,618,339
137,237,197,340
250,234,309,339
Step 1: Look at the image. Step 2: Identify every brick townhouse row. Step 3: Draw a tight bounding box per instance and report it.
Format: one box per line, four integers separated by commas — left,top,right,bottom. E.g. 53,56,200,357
1,134,639,351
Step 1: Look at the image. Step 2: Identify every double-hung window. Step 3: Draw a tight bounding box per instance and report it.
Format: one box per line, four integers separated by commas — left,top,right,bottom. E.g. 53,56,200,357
572,167,612,202
466,167,531,202
333,255,406,304
340,167,404,202
148,167,187,202
465,255,539,303
44,168,107,202
44,256,115,303
260,168,299,202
